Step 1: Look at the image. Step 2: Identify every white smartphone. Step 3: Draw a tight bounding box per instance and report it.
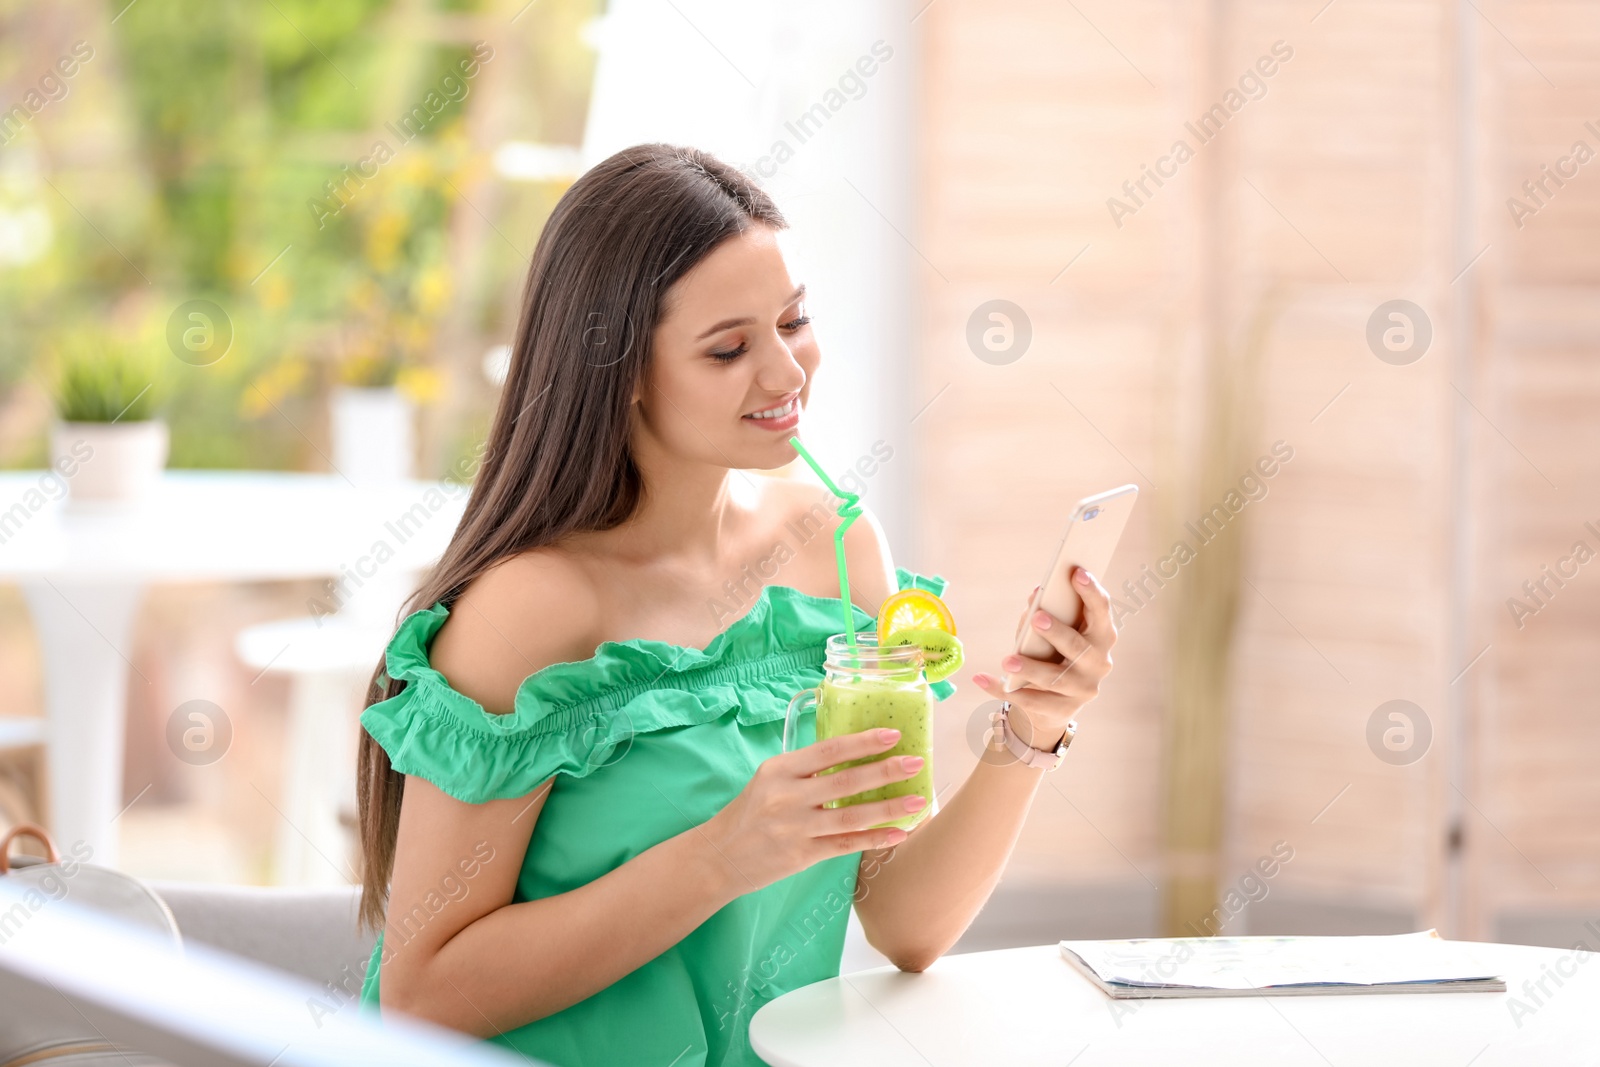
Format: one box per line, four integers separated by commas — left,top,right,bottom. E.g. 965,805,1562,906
1002,484,1139,693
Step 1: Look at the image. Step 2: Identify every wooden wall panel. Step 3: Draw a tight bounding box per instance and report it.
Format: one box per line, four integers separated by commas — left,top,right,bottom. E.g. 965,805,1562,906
919,0,1599,940
1472,3,1600,930
918,0,1189,890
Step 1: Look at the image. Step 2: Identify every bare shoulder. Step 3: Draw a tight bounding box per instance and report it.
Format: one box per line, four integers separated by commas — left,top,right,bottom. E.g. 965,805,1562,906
428,546,602,715
762,474,897,615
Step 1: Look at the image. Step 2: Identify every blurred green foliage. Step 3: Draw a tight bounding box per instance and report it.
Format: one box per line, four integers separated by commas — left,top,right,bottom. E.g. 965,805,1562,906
0,0,600,472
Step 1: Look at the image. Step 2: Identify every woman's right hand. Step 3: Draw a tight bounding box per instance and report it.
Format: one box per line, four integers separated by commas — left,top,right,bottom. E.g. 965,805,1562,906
701,727,925,895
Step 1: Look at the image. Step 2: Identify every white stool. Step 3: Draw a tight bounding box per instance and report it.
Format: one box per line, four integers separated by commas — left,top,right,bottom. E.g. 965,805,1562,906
234,616,392,887
0,717,47,834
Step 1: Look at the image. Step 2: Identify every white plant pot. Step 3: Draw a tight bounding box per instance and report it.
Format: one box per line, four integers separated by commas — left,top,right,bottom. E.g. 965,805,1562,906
50,420,169,503
331,386,414,487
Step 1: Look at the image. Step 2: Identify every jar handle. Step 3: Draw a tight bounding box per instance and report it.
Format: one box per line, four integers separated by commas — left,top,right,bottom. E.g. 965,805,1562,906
782,688,819,754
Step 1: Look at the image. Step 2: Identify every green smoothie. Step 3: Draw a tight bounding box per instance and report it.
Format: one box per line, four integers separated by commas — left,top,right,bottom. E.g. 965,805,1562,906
815,678,934,831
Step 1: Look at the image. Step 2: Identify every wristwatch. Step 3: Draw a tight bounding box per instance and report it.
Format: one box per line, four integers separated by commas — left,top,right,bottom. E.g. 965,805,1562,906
998,703,1075,771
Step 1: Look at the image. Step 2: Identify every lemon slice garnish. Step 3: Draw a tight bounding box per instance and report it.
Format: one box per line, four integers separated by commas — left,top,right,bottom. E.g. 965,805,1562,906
876,589,962,683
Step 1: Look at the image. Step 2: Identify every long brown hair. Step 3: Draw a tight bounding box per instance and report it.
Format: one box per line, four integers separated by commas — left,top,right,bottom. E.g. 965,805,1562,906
356,143,786,931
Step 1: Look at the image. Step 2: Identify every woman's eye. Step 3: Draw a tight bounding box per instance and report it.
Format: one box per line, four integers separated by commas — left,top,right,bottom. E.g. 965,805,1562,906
709,315,808,362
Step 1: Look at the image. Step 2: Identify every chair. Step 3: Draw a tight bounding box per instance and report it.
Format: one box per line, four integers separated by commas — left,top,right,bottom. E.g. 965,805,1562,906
149,880,378,992
233,616,392,887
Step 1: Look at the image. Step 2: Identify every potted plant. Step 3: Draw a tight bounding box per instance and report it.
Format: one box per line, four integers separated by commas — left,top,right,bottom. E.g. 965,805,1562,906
326,151,456,487
46,329,167,503
326,269,448,488
330,349,416,487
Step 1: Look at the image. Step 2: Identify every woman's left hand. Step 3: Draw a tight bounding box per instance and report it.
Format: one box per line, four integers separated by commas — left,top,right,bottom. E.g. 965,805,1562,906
972,566,1116,749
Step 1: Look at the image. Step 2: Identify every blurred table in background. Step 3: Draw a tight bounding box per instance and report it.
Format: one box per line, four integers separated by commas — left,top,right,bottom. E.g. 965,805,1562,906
0,470,467,868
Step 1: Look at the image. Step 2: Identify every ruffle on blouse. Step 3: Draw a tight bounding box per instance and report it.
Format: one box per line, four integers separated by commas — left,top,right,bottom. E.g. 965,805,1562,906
360,566,955,804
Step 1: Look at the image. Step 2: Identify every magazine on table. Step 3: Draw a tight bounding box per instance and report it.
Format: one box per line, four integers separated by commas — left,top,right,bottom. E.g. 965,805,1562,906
1058,929,1506,999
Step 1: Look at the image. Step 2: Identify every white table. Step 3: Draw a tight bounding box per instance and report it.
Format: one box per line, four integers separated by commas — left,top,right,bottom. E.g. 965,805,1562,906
751,941,1600,1065
0,471,466,867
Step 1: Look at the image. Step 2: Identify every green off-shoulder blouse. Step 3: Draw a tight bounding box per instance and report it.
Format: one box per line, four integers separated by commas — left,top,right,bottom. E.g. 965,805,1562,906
358,566,956,1067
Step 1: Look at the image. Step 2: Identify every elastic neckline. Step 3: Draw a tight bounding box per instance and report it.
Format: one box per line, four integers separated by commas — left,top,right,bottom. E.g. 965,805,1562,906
379,568,949,735
362,567,954,801
508,580,872,712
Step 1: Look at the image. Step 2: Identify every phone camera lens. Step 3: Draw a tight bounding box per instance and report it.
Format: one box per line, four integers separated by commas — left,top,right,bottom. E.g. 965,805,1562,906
1083,507,1100,520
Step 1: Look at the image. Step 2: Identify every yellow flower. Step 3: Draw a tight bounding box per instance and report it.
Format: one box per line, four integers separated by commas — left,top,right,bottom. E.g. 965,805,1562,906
349,277,382,314
402,317,431,349
414,266,451,315
365,210,406,272
259,273,291,310
397,153,433,185
241,357,308,417
338,349,393,387
396,365,443,405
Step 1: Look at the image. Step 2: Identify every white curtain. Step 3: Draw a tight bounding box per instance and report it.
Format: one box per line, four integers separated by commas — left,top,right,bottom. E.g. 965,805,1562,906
581,0,920,559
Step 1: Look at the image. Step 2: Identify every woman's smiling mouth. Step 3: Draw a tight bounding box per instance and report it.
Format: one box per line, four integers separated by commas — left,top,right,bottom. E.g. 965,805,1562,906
742,393,801,430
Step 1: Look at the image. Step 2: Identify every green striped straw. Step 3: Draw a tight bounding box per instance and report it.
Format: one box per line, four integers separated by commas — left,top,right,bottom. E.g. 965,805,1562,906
788,435,862,651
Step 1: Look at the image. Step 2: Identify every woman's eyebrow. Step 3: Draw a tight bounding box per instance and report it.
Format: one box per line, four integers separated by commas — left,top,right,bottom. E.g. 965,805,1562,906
693,284,806,340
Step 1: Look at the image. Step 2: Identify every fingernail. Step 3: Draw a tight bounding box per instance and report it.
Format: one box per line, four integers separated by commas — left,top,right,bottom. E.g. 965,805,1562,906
904,794,927,811
878,728,901,744
973,673,991,686
901,756,925,773
1033,610,1052,629
1075,568,1093,586
1002,655,1022,670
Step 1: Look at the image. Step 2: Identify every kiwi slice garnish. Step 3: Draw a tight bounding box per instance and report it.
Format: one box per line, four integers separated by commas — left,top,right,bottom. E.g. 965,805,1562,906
882,627,964,683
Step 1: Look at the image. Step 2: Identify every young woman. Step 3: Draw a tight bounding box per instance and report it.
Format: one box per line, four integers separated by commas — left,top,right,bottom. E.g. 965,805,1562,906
354,143,1116,1066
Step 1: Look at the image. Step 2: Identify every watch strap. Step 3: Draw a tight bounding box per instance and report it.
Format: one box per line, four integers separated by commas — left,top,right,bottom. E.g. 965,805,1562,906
999,705,1074,771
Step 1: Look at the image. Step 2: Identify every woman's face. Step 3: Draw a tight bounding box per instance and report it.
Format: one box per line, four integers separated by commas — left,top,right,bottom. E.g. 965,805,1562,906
637,223,818,471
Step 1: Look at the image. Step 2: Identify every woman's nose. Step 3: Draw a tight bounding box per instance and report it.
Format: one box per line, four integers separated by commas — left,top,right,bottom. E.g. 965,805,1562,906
757,333,809,393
